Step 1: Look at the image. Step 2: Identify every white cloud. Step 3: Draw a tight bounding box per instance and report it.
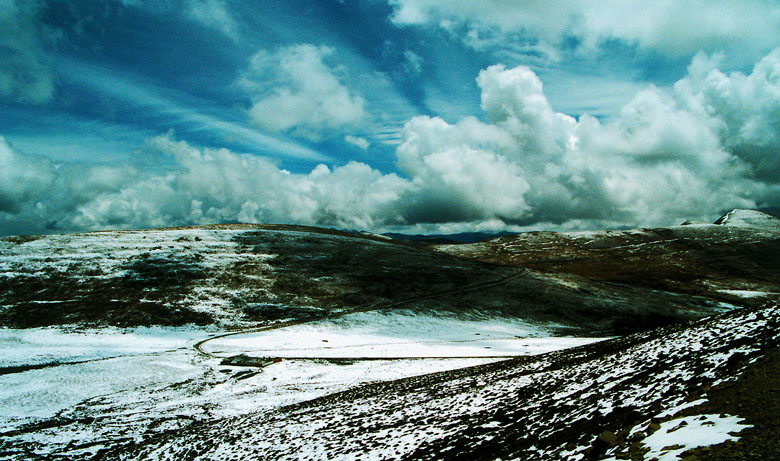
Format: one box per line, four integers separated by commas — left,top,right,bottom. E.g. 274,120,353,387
0,0,55,104
345,135,370,150
185,0,238,41
70,134,408,232
2,49,780,235
394,48,780,228
673,49,780,181
238,44,367,141
0,135,142,235
0,135,52,213
388,0,780,59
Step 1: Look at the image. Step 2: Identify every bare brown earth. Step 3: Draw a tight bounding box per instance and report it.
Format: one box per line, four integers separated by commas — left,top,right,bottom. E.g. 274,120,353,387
435,224,780,309
678,347,780,460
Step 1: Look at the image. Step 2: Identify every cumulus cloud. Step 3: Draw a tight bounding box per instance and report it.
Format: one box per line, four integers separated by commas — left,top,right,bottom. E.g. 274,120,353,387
2,49,780,235
238,44,367,141
389,0,780,59
82,135,408,230
0,0,55,104
392,48,780,228
673,50,780,181
0,135,141,235
0,136,53,213
0,133,408,234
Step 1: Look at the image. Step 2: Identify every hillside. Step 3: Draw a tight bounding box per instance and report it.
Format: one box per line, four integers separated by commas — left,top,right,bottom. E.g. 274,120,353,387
91,301,780,460
1,210,779,460
435,209,780,309
0,222,745,335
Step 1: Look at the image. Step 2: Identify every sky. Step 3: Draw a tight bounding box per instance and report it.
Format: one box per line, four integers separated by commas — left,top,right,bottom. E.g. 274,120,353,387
1,0,780,236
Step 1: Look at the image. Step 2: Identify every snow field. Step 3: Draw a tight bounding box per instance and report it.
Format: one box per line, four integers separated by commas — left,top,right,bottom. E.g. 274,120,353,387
1,310,593,458
642,414,751,460
205,310,605,358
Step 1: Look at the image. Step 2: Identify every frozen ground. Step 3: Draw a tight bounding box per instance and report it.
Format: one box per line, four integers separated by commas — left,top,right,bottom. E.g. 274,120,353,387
204,310,604,358
99,302,778,461
0,312,603,459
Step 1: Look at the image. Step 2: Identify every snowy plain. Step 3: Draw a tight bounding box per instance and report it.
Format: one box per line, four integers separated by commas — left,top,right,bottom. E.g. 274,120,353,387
204,310,603,358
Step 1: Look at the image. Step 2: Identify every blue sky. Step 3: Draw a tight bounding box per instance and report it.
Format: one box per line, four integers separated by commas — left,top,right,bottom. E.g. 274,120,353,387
1,0,780,235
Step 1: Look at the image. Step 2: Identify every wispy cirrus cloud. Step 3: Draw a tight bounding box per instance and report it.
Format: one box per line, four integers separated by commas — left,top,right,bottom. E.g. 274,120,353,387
56,58,330,163
0,0,55,105
185,0,238,41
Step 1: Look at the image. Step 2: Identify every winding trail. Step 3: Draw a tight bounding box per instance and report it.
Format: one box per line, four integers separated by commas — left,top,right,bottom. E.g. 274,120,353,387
194,269,530,360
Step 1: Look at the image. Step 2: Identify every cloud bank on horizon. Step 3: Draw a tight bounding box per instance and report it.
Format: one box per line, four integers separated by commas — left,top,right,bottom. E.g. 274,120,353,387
0,1,779,235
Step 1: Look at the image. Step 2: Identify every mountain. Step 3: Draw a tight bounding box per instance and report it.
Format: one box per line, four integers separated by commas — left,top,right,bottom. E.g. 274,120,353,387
713,208,780,231
435,209,780,309
1,210,778,460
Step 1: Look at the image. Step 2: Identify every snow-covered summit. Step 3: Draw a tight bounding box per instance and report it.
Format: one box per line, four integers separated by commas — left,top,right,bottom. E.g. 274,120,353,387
714,209,780,231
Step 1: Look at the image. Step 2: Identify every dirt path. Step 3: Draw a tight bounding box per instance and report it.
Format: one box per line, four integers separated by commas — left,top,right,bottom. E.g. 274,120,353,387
193,269,530,359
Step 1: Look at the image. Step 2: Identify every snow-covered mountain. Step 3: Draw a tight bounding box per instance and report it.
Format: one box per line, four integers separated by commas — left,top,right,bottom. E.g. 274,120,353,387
714,208,780,231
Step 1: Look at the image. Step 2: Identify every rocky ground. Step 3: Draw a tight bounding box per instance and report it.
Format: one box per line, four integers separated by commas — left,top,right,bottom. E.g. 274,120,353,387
679,347,780,460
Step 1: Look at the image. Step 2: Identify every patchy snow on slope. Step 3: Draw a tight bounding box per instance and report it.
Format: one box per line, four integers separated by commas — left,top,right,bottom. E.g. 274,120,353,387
0,228,280,325
99,303,778,461
603,414,752,461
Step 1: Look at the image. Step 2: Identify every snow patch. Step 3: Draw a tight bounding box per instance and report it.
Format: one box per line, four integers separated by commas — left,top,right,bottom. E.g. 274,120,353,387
642,414,751,460
719,289,773,298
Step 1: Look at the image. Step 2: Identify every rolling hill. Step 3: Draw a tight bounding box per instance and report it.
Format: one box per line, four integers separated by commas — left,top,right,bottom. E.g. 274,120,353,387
1,209,778,460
